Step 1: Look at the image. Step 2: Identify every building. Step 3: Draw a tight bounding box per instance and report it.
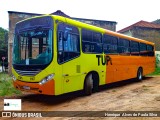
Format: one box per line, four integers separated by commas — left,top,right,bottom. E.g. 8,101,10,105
118,20,160,51
8,10,117,74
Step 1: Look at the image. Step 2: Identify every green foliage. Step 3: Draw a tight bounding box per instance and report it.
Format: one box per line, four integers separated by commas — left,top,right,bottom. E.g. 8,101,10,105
0,27,8,63
0,73,21,96
152,19,160,24
149,67,160,76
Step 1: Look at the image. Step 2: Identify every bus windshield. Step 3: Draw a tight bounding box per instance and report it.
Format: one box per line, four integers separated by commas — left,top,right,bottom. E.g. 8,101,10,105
13,29,53,66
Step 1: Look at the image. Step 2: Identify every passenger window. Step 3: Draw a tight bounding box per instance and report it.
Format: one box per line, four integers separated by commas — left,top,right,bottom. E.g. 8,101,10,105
82,29,92,42
118,38,124,46
130,41,139,48
93,32,102,43
103,35,112,44
147,45,153,51
139,43,147,56
112,37,118,45
82,29,102,53
140,43,146,51
103,34,118,54
118,38,130,55
63,34,79,52
124,39,130,47
130,41,139,56
147,45,154,56
57,23,80,64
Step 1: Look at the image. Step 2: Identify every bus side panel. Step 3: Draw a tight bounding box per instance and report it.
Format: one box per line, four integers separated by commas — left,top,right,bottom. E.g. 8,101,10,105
81,54,106,86
59,53,106,94
142,57,155,75
105,56,114,83
106,55,137,83
106,55,155,84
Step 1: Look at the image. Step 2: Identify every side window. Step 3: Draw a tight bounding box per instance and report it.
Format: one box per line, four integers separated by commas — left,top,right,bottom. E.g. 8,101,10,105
118,38,130,55
82,29,92,42
103,34,118,54
103,35,112,44
147,44,154,56
130,41,139,56
139,43,147,56
93,32,102,43
63,34,79,52
118,38,124,46
57,23,80,64
82,29,102,53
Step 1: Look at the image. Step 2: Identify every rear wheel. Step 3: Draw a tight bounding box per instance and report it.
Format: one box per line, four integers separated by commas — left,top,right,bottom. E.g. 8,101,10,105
137,68,143,81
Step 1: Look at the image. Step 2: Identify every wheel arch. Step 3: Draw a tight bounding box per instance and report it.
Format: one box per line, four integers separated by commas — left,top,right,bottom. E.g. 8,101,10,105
83,70,100,91
137,66,143,81
138,66,143,74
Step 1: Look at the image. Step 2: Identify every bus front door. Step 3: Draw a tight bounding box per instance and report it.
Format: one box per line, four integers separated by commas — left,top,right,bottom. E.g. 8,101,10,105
62,58,81,94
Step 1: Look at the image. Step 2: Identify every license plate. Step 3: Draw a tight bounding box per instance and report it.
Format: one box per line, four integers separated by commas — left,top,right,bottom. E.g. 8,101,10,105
23,86,30,90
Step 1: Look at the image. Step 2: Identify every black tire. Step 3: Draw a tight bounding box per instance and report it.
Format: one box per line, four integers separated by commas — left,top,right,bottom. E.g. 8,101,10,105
84,74,93,95
92,74,99,93
137,68,143,81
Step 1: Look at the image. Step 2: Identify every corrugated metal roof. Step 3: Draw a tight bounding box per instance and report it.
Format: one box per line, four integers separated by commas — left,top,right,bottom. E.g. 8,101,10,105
118,20,160,33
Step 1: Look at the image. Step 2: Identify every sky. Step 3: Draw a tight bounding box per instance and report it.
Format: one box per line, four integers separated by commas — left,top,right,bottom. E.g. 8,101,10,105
0,0,160,31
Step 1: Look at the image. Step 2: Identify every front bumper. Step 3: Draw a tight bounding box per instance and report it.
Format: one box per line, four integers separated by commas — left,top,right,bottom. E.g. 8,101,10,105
13,79,54,95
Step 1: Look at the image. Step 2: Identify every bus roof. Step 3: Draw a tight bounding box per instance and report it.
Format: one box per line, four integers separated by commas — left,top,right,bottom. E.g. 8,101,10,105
52,15,154,46
16,14,154,46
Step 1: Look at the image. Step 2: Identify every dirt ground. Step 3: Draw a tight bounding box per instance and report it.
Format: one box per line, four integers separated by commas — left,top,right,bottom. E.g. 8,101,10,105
1,76,160,120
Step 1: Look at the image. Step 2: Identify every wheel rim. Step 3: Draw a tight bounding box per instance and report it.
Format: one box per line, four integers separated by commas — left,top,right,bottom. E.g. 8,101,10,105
89,74,93,89
138,70,142,80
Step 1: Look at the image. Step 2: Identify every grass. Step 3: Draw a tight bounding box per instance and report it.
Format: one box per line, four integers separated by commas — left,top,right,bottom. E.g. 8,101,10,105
147,67,160,76
0,72,21,96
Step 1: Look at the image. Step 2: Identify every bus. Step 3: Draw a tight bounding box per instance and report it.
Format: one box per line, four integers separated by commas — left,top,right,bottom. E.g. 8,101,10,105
12,15,155,95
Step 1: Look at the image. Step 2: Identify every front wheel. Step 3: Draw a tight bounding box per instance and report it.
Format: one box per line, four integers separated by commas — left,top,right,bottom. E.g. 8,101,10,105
137,68,143,81
84,74,93,95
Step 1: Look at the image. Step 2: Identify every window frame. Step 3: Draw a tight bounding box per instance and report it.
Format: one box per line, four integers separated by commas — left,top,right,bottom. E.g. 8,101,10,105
103,34,118,54
117,38,131,55
57,22,80,64
82,29,103,54
147,44,154,56
130,41,140,56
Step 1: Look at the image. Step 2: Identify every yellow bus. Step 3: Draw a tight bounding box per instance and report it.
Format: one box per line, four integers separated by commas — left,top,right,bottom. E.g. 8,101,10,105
12,15,155,95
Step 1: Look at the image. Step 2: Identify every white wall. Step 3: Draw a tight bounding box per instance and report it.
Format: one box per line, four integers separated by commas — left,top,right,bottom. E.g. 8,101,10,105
156,51,160,61
156,51,160,67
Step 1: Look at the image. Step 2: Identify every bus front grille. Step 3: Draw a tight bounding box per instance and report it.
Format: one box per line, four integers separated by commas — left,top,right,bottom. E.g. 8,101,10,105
15,69,41,76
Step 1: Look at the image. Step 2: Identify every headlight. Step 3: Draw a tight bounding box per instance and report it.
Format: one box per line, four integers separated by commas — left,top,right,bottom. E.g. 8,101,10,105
12,75,16,81
39,74,54,85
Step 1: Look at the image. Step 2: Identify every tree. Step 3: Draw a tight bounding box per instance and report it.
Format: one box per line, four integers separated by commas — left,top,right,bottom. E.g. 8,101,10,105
152,19,160,24
0,27,8,65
